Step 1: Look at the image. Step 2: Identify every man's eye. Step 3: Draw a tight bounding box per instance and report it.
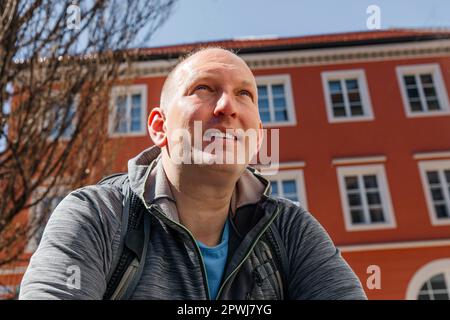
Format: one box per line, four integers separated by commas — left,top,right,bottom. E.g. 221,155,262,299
239,90,253,98
194,85,210,91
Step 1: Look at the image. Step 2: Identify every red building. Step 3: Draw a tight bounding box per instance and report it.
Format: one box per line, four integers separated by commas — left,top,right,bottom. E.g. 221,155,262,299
2,29,450,300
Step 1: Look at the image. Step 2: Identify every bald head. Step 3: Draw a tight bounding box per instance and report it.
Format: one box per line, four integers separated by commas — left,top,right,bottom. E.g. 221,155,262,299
160,47,254,113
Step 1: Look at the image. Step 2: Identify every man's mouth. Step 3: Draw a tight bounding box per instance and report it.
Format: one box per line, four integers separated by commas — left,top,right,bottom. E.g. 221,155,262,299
204,130,238,142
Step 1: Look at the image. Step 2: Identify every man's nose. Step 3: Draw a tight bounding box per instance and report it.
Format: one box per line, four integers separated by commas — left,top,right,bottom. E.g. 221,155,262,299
213,91,237,118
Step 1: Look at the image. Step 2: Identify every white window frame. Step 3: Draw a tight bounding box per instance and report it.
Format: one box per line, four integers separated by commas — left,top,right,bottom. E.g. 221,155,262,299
321,69,374,123
255,74,297,127
418,159,450,226
25,186,69,253
396,63,450,118
406,259,450,300
262,169,308,210
109,84,147,137
337,164,396,231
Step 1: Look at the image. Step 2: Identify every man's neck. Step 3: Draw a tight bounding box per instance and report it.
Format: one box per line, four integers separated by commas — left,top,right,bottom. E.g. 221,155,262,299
162,155,242,246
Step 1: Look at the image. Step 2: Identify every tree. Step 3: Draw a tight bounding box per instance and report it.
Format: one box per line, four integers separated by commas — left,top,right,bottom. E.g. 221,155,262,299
0,0,176,296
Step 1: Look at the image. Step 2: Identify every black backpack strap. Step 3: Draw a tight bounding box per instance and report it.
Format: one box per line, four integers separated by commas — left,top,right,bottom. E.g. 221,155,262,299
98,173,151,300
260,224,290,299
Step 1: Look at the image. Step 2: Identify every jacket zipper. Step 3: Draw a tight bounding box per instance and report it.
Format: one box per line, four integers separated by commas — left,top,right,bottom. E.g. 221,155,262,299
148,204,212,300
216,206,281,300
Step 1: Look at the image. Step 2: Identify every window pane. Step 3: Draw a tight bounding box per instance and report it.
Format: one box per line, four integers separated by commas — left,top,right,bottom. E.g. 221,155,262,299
273,97,286,108
282,180,297,194
431,188,444,201
331,93,344,103
348,91,361,103
333,106,346,117
345,176,359,190
270,181,278,195
445,170,450,183
258,98,269,110
130,120,141,132
410,101,423,112
131,94,141,109
351,209,364,224
434,293,449,300
366,192,381,205
131,106,141,119
420,282,428,291
369,208,385,222
427,171,440,184
115,95,127,133
348,194,361,206
403,75,416,86
407,88,419,98
257,85,268,97
271,84,285,96
328,80,342,93
420,74,433,85
350,104,364,116
345,79,359,91
423,86,437,98
364,175,378,188
430,274,447,290
259,111,271,123
435,204,449,218
275,110,288,121
427,99,441,111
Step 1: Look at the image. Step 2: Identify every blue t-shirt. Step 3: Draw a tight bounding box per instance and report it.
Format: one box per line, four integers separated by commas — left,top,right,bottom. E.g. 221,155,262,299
196,219,229,300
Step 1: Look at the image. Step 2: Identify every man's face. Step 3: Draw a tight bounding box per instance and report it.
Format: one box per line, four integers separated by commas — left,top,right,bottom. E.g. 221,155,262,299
162,49,262,169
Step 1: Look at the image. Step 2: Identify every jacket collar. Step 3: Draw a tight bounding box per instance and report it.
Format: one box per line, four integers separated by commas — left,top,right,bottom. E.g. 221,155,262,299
127,145,272,223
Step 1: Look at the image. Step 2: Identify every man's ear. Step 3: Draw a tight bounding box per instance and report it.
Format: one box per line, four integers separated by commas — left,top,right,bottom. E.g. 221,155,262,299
257,122,264,152
148,107,167,147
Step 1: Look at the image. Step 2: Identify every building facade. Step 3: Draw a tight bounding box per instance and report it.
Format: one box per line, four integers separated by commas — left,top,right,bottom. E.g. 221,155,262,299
2,29,450,300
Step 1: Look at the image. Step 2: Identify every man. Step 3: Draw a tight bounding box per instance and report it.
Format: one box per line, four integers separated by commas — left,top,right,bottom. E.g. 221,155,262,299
19,48,367,300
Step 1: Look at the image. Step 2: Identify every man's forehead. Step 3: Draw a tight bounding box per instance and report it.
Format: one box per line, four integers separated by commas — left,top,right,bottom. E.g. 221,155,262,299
175,50,255,85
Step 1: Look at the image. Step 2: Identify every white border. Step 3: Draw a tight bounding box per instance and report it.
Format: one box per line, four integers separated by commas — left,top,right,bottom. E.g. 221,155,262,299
332,156,386,166
336,164,397,231
262,169,308,210
406,259,450,300
339,239,450,252
255,74,297,127
396,63,450,118
109,84,148,137
321,69,374,123
414,151,450,160
418,159,450,226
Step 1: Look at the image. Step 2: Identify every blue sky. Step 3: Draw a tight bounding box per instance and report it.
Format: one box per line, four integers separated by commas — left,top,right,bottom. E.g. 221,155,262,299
141,0,450,48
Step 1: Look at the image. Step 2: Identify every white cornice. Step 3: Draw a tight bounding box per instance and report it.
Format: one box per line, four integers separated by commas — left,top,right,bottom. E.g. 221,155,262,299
339,238,450,252
413,151,450,160
127,39,450,78
332,155,387,166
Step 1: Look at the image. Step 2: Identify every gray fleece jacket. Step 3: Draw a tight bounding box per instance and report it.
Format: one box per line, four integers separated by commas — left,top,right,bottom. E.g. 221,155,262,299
19,146,367,300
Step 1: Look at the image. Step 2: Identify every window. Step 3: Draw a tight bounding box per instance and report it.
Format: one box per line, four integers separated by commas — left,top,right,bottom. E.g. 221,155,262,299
263,169,308,209
417,273,450,300
109,85,147,136
396,64,450,117
321,69,374,123
337,164,396,231
418,159,450,225
406,259,450,300
50,100,76,140
256,75,296,127
26,190,67,253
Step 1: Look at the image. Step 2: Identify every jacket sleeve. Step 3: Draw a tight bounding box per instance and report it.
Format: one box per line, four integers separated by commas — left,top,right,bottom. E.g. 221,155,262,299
19,186,122,300
277,201,367,300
